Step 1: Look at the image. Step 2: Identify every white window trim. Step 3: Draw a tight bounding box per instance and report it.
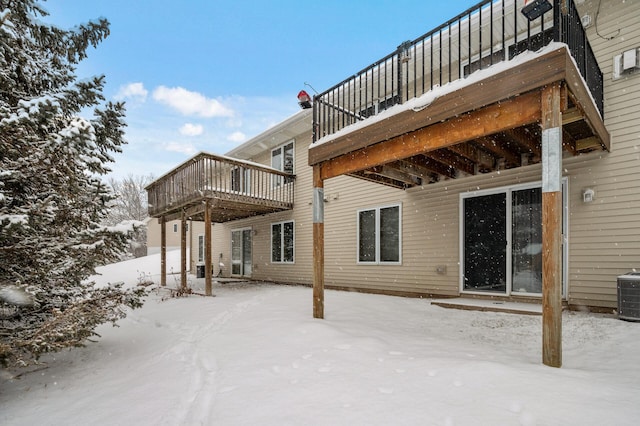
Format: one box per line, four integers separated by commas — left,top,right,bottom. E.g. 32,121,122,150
271,220,295,264
458,178,568,297
197,234,205,263
271,140,295,187
356,203,402,265
230,227,252,277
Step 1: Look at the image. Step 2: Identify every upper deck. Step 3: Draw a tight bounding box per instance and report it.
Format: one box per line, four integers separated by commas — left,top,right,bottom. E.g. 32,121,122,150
146,152,294,222
308,0,608,187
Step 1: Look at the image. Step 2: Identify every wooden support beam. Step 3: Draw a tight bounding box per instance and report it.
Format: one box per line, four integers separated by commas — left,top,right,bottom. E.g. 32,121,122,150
502,128,542,158
312,166,325,319
447,143,495,171
474,136,521,166
180,210,187,290
160,216,166,287
365,164,422,187
575,136,601,151
348,172,407,189
405,155,456,179
562,107,584,125
427,149,476,175
319,90,542,181
397,159,439,182
204,200,213,296
541,83,563,368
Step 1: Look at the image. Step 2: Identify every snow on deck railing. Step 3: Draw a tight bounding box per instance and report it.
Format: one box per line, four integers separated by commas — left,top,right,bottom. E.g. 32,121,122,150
312,0,602,142
146,152,295,217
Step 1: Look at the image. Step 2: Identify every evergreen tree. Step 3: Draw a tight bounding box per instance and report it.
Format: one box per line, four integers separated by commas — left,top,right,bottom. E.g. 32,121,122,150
0,0,145,367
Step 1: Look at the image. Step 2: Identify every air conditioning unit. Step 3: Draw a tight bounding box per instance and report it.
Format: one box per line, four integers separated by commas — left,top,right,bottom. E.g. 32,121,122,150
617,272,640,321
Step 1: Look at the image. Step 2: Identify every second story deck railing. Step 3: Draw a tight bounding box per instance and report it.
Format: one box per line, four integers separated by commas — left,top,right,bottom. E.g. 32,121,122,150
312,0,603,143
146,153,295,219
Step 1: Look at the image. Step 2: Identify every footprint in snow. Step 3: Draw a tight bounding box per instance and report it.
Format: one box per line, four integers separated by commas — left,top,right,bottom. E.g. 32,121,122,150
302,354,313,360
218,386,237,394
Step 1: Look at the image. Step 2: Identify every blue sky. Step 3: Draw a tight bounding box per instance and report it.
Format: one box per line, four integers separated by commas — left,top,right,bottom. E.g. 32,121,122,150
44,0,479,180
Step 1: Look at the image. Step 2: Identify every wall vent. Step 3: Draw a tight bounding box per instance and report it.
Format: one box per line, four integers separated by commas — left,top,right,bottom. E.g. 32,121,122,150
613,48,640,80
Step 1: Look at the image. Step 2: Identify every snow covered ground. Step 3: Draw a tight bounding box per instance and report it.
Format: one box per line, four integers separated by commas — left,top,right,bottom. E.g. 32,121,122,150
2,252,639,425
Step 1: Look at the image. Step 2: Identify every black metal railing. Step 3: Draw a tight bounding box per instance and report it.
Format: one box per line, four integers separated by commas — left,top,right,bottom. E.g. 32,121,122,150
312,0,603,143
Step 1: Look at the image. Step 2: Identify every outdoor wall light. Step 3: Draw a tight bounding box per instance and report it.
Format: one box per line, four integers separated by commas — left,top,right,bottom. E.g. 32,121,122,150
297,90,312,109
583,188,595,203
521,0,553,21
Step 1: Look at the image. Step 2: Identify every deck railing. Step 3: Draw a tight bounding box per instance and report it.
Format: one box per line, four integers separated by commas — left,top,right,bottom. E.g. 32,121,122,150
312,0,603,143
146,153,295,217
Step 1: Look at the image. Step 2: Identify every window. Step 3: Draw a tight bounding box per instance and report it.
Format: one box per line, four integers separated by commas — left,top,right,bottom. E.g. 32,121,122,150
271,141,294,186
357,204,401,264
271,220,294,263
231,166,250,193
197,234,205,263
172,223,188,233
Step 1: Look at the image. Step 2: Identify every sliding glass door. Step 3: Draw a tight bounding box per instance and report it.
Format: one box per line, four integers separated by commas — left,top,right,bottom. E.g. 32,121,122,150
461,182,565,296
231,229,252,277
463,193,507,292
511,187,542,294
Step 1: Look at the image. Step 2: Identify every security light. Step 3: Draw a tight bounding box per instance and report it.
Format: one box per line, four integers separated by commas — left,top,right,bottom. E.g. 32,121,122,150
297,90,312,109
521,0,552,21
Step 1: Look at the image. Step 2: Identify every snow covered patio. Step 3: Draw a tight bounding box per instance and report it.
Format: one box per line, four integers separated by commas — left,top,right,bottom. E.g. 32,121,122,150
1,253,639,425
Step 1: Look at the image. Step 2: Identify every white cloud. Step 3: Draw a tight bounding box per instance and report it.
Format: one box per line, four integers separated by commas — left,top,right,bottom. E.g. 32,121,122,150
227,131,246,143
114,82,148,102
179,123,204,136
153,86,234,118
163,141,198,156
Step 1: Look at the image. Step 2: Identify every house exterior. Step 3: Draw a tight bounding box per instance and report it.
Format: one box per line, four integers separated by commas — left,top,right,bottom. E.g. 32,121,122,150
147,218,192,256
147,0,639,336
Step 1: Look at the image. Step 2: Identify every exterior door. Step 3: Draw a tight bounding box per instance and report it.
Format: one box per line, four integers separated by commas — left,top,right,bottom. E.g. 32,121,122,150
462,192,507,293
461,182,566,296
231,229,252,276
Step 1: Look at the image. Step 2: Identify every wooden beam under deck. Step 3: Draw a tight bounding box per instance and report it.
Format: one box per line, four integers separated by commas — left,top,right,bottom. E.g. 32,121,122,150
318,89,542,181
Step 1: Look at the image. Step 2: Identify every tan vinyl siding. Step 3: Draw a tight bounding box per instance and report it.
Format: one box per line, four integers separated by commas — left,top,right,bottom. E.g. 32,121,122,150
563,0,640,307
215,127,315,284
148,219,190,255
323,162,546,296
179,0,639,309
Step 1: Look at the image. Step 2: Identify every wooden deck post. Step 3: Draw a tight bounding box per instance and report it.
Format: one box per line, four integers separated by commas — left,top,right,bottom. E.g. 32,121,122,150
180,210,187,290
541,83,563,368
204,200,213,296
312,165,325,319
160,216,166,287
